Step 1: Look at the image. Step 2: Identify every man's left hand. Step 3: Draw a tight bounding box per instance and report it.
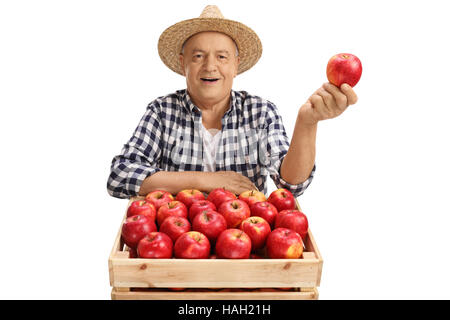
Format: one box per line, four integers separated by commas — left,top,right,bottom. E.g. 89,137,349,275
298,82,358,126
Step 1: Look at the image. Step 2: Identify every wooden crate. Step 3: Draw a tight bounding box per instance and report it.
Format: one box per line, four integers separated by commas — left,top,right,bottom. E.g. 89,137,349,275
109,197,323,300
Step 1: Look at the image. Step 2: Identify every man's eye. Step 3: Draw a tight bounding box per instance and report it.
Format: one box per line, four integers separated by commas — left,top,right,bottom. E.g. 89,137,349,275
219,55,227,59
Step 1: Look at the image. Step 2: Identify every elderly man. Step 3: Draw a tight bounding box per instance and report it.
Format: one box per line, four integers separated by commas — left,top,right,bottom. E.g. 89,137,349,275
107,5,357,199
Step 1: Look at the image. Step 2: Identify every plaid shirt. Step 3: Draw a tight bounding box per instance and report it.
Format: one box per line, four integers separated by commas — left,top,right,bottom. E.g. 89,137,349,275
107,89,315,199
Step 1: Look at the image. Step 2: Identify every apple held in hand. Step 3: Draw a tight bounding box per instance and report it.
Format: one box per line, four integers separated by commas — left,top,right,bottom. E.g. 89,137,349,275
326,53,362,87
174,231,211,259
159,216,191,242
266,228,303,259
137,232,173,258
250,201,278,228
188,200,217,222
238,190,266,207
145,190,174,212
267,188,296,212
218,199,251,228
207,188,237,209
192,210,227,244
126,200,156,221
240,216,271,251
121,214,157,249
275,209,309,240
156,200,188,226
215,229,252,259
175,189,206,209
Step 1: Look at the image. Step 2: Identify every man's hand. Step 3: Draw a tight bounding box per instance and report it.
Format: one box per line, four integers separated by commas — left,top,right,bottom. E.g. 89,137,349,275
139,170,257,196
202,171,257,195
280,82,357,184
298,82,358,126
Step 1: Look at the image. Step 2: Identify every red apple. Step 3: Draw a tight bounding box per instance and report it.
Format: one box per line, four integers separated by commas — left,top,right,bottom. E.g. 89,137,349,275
238,190,266,207
266,228,303,259
188,200,217,222
192,210,227,244
326,53,362,87
215,229,252,259
175,189,206,209
159,216,191,242
156,200,188,226
267,188,296,212
206,188,237,209
137,232,173,258
126,200,156,221
218,199,251,228
121,214,157,249
174,231,211,259
250,201,278,228
145,190,174,212
275,210,309,240
128,247,138,258
240,216,271,251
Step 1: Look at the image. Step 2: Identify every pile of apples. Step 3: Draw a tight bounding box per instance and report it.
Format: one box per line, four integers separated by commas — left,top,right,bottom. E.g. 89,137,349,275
121,188,309,260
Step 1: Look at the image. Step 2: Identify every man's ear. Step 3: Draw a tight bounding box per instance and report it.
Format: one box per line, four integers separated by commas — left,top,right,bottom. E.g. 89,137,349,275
234,56,240,77
179,54,186,76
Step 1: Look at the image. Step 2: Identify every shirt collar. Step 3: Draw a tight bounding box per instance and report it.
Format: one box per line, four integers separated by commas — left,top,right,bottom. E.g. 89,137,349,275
178,89,240,115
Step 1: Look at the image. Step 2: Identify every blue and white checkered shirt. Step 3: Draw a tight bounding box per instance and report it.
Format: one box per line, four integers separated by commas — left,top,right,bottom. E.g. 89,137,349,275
107,89,315,199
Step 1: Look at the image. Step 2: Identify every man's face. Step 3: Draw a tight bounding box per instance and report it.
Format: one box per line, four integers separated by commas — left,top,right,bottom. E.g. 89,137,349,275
179,32,240,106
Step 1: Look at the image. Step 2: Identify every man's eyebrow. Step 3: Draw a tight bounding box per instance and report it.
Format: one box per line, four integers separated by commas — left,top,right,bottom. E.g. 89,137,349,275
191,48,231,54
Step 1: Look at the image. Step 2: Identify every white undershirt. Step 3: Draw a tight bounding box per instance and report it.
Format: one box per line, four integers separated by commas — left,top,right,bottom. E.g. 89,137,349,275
200,123,222,172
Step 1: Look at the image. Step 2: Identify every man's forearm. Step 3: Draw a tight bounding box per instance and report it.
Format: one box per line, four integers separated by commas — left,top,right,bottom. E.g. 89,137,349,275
139,171,208,196
280,112,317,185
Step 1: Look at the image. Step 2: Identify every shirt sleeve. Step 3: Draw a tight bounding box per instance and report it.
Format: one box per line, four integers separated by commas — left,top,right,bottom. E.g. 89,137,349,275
263,102,315,198
107,102,163,199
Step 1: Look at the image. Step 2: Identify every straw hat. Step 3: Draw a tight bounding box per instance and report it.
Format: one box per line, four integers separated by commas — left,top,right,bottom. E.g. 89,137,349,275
158,5,262,75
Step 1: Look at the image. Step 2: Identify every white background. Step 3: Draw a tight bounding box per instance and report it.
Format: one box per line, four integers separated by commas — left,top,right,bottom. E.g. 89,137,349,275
1,0,449,299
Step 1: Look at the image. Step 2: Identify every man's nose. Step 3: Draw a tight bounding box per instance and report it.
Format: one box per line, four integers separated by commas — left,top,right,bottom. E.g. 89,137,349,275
203,55,217,72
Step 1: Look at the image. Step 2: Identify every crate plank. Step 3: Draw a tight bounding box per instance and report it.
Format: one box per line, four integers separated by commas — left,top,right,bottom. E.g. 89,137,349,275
110,254,321,288
111,287,318,300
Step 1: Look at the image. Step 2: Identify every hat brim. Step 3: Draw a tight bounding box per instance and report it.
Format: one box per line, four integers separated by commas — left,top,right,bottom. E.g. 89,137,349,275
158,17,262,75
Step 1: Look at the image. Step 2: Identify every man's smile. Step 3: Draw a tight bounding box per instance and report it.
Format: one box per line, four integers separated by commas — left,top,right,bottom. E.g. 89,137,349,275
200,77,220,84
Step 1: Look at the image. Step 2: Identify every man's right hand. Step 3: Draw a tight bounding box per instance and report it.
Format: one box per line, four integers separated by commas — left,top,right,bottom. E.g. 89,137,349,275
202,171,258,195
139,170,258,197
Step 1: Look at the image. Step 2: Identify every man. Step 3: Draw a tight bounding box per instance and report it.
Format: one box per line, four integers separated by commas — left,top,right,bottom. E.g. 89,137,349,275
107,5,357,199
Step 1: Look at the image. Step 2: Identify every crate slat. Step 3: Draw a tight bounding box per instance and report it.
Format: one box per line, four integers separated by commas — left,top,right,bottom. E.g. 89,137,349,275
111,287,318,300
